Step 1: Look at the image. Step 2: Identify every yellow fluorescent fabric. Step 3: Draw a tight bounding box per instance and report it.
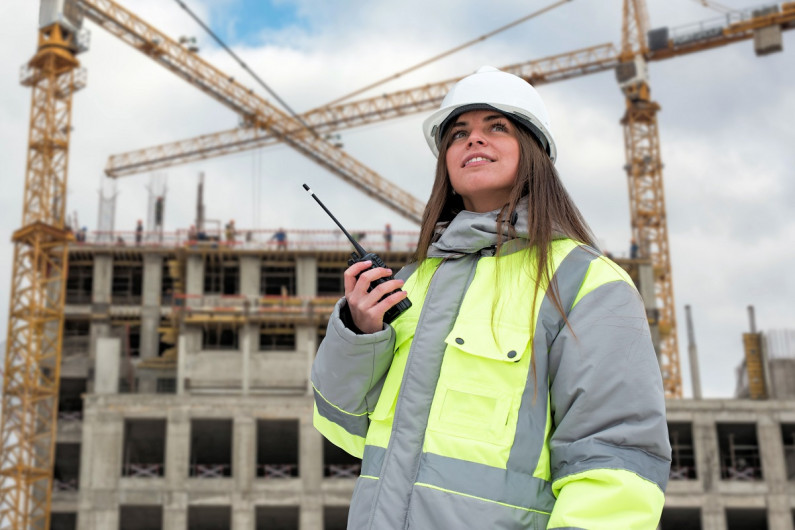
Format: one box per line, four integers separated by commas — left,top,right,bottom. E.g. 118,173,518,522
313,405,365,458
548,469,665,530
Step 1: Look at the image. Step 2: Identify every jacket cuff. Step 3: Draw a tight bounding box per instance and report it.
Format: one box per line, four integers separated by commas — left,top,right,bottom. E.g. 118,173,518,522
330,298,391,343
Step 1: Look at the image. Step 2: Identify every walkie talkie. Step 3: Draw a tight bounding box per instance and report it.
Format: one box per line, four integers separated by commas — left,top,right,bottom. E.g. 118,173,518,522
303,184,411,324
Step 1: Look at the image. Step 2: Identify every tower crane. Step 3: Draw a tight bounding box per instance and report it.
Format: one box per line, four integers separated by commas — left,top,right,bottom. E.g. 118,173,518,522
1,0,793,527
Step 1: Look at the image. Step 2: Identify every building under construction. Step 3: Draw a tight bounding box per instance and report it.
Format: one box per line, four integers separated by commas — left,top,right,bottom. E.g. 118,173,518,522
34,231,793,530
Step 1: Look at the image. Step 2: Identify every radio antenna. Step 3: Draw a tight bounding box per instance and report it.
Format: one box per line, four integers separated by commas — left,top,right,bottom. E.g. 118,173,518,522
303,184,367,256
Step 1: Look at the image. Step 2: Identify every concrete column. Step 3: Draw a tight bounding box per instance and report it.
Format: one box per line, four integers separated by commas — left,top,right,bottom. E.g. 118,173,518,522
166,410,191,489
700,496,727,530
300,411,324,530
163,493,188,530
240,324,258,395
94,338,120,394
297,326,317,395
233,503,255,530
89,254,113,393
89,411,123,489
758,417,794,530
186,254,204,300
177,335,187,395
296,256,317,297
239,255,261,297
692,414,719,492
92,254,113,306
300,412,323,493
234,417,255,497
692,414,724,530
300,503,323,530
140,254,163,359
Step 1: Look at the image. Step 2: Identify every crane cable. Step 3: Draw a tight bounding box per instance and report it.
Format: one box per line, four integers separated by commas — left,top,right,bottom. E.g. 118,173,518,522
693,0,737,14
173,0,320,138
323,0,574,107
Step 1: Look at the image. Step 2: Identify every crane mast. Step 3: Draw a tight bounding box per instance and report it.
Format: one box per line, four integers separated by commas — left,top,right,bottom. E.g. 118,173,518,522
618,0,682,397
0,13,86,529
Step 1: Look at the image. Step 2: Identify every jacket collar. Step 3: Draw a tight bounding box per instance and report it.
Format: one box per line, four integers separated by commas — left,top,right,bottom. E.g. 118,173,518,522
428,199,530,258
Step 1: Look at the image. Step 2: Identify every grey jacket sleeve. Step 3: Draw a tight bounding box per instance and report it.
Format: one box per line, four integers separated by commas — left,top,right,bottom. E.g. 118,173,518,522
548,280,672,492
311,297,397,416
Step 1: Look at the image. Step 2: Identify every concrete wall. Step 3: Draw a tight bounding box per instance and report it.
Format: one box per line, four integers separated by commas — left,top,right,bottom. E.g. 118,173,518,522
77,394,327,530
665,398,795,530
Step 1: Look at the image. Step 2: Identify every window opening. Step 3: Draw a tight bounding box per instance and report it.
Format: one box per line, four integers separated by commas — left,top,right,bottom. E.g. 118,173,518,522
259,324,296,351
257,420,299,478
122,419,167,478
112,264,143,305
202,323,239,350
190,419,233,478
261,264,296,296
717,423,762,481
65,264,93,304
668,422,697,480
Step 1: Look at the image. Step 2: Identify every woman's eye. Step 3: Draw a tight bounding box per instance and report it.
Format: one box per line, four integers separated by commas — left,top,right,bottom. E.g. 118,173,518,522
451,130,467,140
491,122,508,132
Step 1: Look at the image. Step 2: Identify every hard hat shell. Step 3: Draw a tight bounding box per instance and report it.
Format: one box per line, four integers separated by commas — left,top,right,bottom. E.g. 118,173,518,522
422,66,557,163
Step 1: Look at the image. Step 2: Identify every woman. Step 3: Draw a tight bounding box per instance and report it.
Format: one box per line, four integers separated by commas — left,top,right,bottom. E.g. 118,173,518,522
312,66,670,530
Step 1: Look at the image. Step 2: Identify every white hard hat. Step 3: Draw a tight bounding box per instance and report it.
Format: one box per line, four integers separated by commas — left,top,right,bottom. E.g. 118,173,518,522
422,65,557,163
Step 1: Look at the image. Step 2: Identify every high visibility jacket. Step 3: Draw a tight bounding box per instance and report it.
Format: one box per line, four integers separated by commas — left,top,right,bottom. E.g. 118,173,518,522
312,208,671,530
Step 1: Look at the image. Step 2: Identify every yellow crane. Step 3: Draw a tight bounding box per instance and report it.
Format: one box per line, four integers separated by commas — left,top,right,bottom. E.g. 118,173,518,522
1,0,793,527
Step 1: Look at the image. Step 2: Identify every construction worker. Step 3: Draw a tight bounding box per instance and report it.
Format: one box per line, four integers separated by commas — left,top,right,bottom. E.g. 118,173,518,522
272,228,287,250
312,66,670,529
225,219,236,243
135,220,143,245
384,223,392,252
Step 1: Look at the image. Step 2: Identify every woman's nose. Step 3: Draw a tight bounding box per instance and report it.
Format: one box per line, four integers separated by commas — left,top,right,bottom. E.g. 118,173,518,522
467,132,487,147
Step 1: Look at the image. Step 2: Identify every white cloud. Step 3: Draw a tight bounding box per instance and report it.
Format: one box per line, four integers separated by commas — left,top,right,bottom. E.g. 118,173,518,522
1,0,793,398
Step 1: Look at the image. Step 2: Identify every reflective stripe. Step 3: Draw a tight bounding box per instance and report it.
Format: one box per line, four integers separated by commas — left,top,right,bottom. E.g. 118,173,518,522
369,255,479,530
416,452,556,513
313,387,369,438
552,437,671,492
395,262,419,281
312,298,396,415
508,245,597,476
362,445,386,477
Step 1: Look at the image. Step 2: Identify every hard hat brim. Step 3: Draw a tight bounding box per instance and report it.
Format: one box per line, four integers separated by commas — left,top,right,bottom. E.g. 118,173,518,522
422,102,557,163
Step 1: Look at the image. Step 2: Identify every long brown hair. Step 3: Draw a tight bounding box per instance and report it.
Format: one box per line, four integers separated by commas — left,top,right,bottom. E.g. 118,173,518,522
412,115,596,385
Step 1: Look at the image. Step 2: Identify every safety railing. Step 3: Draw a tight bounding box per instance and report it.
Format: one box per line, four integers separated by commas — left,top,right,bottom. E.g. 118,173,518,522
57,411,83,421
257,463,298,479
174,293,338,317
720,447,763,481
189,463,232,478
324,464,361,478
72,226,420,253
122,463,165,478
53,478,79,492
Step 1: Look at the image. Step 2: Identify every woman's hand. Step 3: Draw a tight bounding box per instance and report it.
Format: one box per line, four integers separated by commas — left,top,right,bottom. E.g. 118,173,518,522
344,260,408,334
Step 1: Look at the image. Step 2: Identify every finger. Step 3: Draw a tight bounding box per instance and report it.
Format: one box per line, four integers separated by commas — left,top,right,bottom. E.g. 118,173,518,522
367,278,405,302
354,267,393,294
343,260,372,295
372,289,409,316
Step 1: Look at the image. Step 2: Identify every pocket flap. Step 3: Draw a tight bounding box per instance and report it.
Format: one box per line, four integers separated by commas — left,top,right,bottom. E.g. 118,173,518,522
444,318,530,363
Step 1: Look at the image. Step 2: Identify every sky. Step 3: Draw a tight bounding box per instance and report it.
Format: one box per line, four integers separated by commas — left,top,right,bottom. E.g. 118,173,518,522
0,0,793,398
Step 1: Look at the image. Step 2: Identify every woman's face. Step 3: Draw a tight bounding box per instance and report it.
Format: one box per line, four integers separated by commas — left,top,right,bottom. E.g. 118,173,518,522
445,109,520,213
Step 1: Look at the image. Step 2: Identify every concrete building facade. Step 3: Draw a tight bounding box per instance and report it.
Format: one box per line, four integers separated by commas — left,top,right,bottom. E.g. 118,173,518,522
50,241,795,530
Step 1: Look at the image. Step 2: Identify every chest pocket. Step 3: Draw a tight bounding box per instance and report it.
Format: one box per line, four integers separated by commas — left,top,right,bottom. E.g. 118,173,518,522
424,317,533,466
